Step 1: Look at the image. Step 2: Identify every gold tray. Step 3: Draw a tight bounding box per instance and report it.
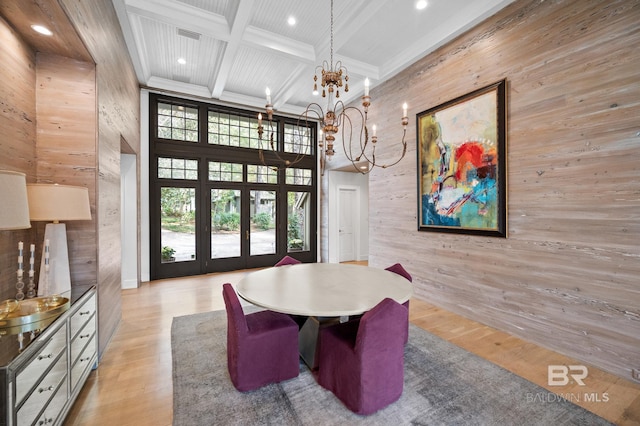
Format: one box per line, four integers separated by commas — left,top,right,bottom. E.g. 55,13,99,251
0,296,70,329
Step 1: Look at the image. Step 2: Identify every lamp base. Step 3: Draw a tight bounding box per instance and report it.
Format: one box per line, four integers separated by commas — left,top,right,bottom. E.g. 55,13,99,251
37,223,71,296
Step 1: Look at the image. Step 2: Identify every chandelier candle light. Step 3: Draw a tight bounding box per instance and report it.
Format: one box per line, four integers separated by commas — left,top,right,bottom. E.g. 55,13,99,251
256,87,311,170
257,0,408,175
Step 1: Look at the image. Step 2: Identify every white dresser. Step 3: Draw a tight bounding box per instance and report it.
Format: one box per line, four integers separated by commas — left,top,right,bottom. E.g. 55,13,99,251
0,286,97,426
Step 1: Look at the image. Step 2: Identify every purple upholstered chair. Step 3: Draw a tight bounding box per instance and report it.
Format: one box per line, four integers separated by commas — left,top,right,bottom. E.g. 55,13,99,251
274,255,301,267
385,263,412,343
317,298,408,415
385,263,412,283
274,255,307,328
222,283,299,392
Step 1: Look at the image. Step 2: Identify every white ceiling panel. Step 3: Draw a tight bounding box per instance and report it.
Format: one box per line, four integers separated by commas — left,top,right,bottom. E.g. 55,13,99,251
225,44,302,101
249,0,353,47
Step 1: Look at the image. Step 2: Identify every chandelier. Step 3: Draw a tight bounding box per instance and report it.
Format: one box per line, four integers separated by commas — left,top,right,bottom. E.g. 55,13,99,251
257,0,408,175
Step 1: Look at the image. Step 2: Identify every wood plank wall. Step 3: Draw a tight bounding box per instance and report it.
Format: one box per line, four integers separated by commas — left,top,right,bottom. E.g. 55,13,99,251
34,53,97,293
0,15,99,329
59,0,141,355
359,0,639,381
0,16,37,302
0,0,140,358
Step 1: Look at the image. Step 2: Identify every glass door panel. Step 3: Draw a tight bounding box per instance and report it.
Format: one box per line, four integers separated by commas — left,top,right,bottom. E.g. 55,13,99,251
160,187,196,263
250,190,276,256
288,191,310,252
210,189,241,259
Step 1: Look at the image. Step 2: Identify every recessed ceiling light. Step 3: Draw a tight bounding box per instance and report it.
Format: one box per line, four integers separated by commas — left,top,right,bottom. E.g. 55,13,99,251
31,25,53,36
287,16,296,26
177,58,186,65
416,0,428,10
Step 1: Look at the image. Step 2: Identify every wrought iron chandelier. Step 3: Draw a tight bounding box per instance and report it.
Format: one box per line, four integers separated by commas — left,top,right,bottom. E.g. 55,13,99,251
257,0,409,175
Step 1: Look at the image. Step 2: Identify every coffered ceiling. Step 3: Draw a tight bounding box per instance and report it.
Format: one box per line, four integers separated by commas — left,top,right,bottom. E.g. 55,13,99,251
113,0,515,115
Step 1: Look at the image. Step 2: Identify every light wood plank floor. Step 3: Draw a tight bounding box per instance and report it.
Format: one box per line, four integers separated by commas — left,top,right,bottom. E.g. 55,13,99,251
64,266,640,425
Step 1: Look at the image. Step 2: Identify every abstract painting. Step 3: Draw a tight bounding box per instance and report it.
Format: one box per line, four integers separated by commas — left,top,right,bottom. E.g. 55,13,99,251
417,79,507,237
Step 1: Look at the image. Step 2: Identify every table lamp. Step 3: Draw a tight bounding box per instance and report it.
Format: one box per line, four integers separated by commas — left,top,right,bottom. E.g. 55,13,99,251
0,170,31,231
26,183,91,296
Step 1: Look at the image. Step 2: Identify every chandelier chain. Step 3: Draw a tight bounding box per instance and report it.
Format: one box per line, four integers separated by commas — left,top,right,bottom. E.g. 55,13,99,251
330,0,334,70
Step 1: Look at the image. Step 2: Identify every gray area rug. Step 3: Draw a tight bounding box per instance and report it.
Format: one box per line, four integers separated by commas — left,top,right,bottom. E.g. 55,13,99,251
171,309,612,426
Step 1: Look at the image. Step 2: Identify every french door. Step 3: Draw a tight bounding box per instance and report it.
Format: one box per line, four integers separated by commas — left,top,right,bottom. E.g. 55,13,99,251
206,184,281,272
149,93,317,280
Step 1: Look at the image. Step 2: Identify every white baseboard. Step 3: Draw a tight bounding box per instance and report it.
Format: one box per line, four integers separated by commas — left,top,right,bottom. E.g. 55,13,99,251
121,278,138,289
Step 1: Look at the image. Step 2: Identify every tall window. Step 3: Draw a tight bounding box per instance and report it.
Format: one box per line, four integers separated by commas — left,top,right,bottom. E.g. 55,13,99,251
149,93,317,279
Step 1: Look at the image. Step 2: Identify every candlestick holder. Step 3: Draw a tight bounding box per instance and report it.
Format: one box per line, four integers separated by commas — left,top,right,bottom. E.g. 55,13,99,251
26,275,36,299
16,275,25,301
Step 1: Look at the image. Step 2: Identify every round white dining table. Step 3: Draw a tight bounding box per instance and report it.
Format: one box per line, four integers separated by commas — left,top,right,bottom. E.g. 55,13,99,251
236,262,413,317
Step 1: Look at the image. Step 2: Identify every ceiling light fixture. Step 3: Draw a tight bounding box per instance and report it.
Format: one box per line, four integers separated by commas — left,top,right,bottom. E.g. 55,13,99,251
177,57,186,64
287,16,296,26
31,25,53,36
257,0,408,175
416,0,428,10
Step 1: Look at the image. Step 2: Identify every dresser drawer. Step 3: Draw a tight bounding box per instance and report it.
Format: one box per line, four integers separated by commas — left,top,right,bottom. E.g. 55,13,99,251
70,294,96,340
16,354,67,426
70,318,96,365
71,335,96,392
32,378,68,426
16,325,67,405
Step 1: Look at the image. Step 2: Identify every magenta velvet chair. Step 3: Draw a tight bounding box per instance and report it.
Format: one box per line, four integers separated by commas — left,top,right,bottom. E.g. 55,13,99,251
274,255,307,328
274,255,301,267
317,298,408,415
385,263,412,343
222,283,299,392
385,263,412,283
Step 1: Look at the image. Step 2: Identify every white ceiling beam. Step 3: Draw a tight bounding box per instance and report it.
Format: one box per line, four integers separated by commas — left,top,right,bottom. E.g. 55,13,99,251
219,91,308,117
243,26,316,63
112,0,148,84
126,12,153,85
211,0,256,98
146,76,214,99
271,63,309,109
123,0,230,41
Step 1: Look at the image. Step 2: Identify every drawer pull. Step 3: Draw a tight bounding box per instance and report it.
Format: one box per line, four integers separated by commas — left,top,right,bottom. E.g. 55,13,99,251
79,310,91,316
38,417,54,425
38,385,54,393
80,333,91,339
80,356,92,362
37,353,53,360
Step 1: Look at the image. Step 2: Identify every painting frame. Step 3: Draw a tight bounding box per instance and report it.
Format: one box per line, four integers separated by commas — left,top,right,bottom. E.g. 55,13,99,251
417,79,507,237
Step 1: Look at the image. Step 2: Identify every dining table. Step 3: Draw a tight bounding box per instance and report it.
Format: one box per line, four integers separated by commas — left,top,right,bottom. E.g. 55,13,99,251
236,262,413,368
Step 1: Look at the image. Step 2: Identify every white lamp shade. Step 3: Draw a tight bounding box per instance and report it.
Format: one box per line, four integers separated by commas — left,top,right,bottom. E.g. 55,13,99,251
0,170,31,230
27,183,91,222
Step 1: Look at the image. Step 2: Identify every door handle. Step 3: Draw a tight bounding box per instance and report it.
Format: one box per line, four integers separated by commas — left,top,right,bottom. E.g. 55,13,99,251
246,230,249,240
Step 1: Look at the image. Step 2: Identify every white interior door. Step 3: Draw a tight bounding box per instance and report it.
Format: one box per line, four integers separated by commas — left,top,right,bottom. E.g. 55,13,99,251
338,187,357,262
